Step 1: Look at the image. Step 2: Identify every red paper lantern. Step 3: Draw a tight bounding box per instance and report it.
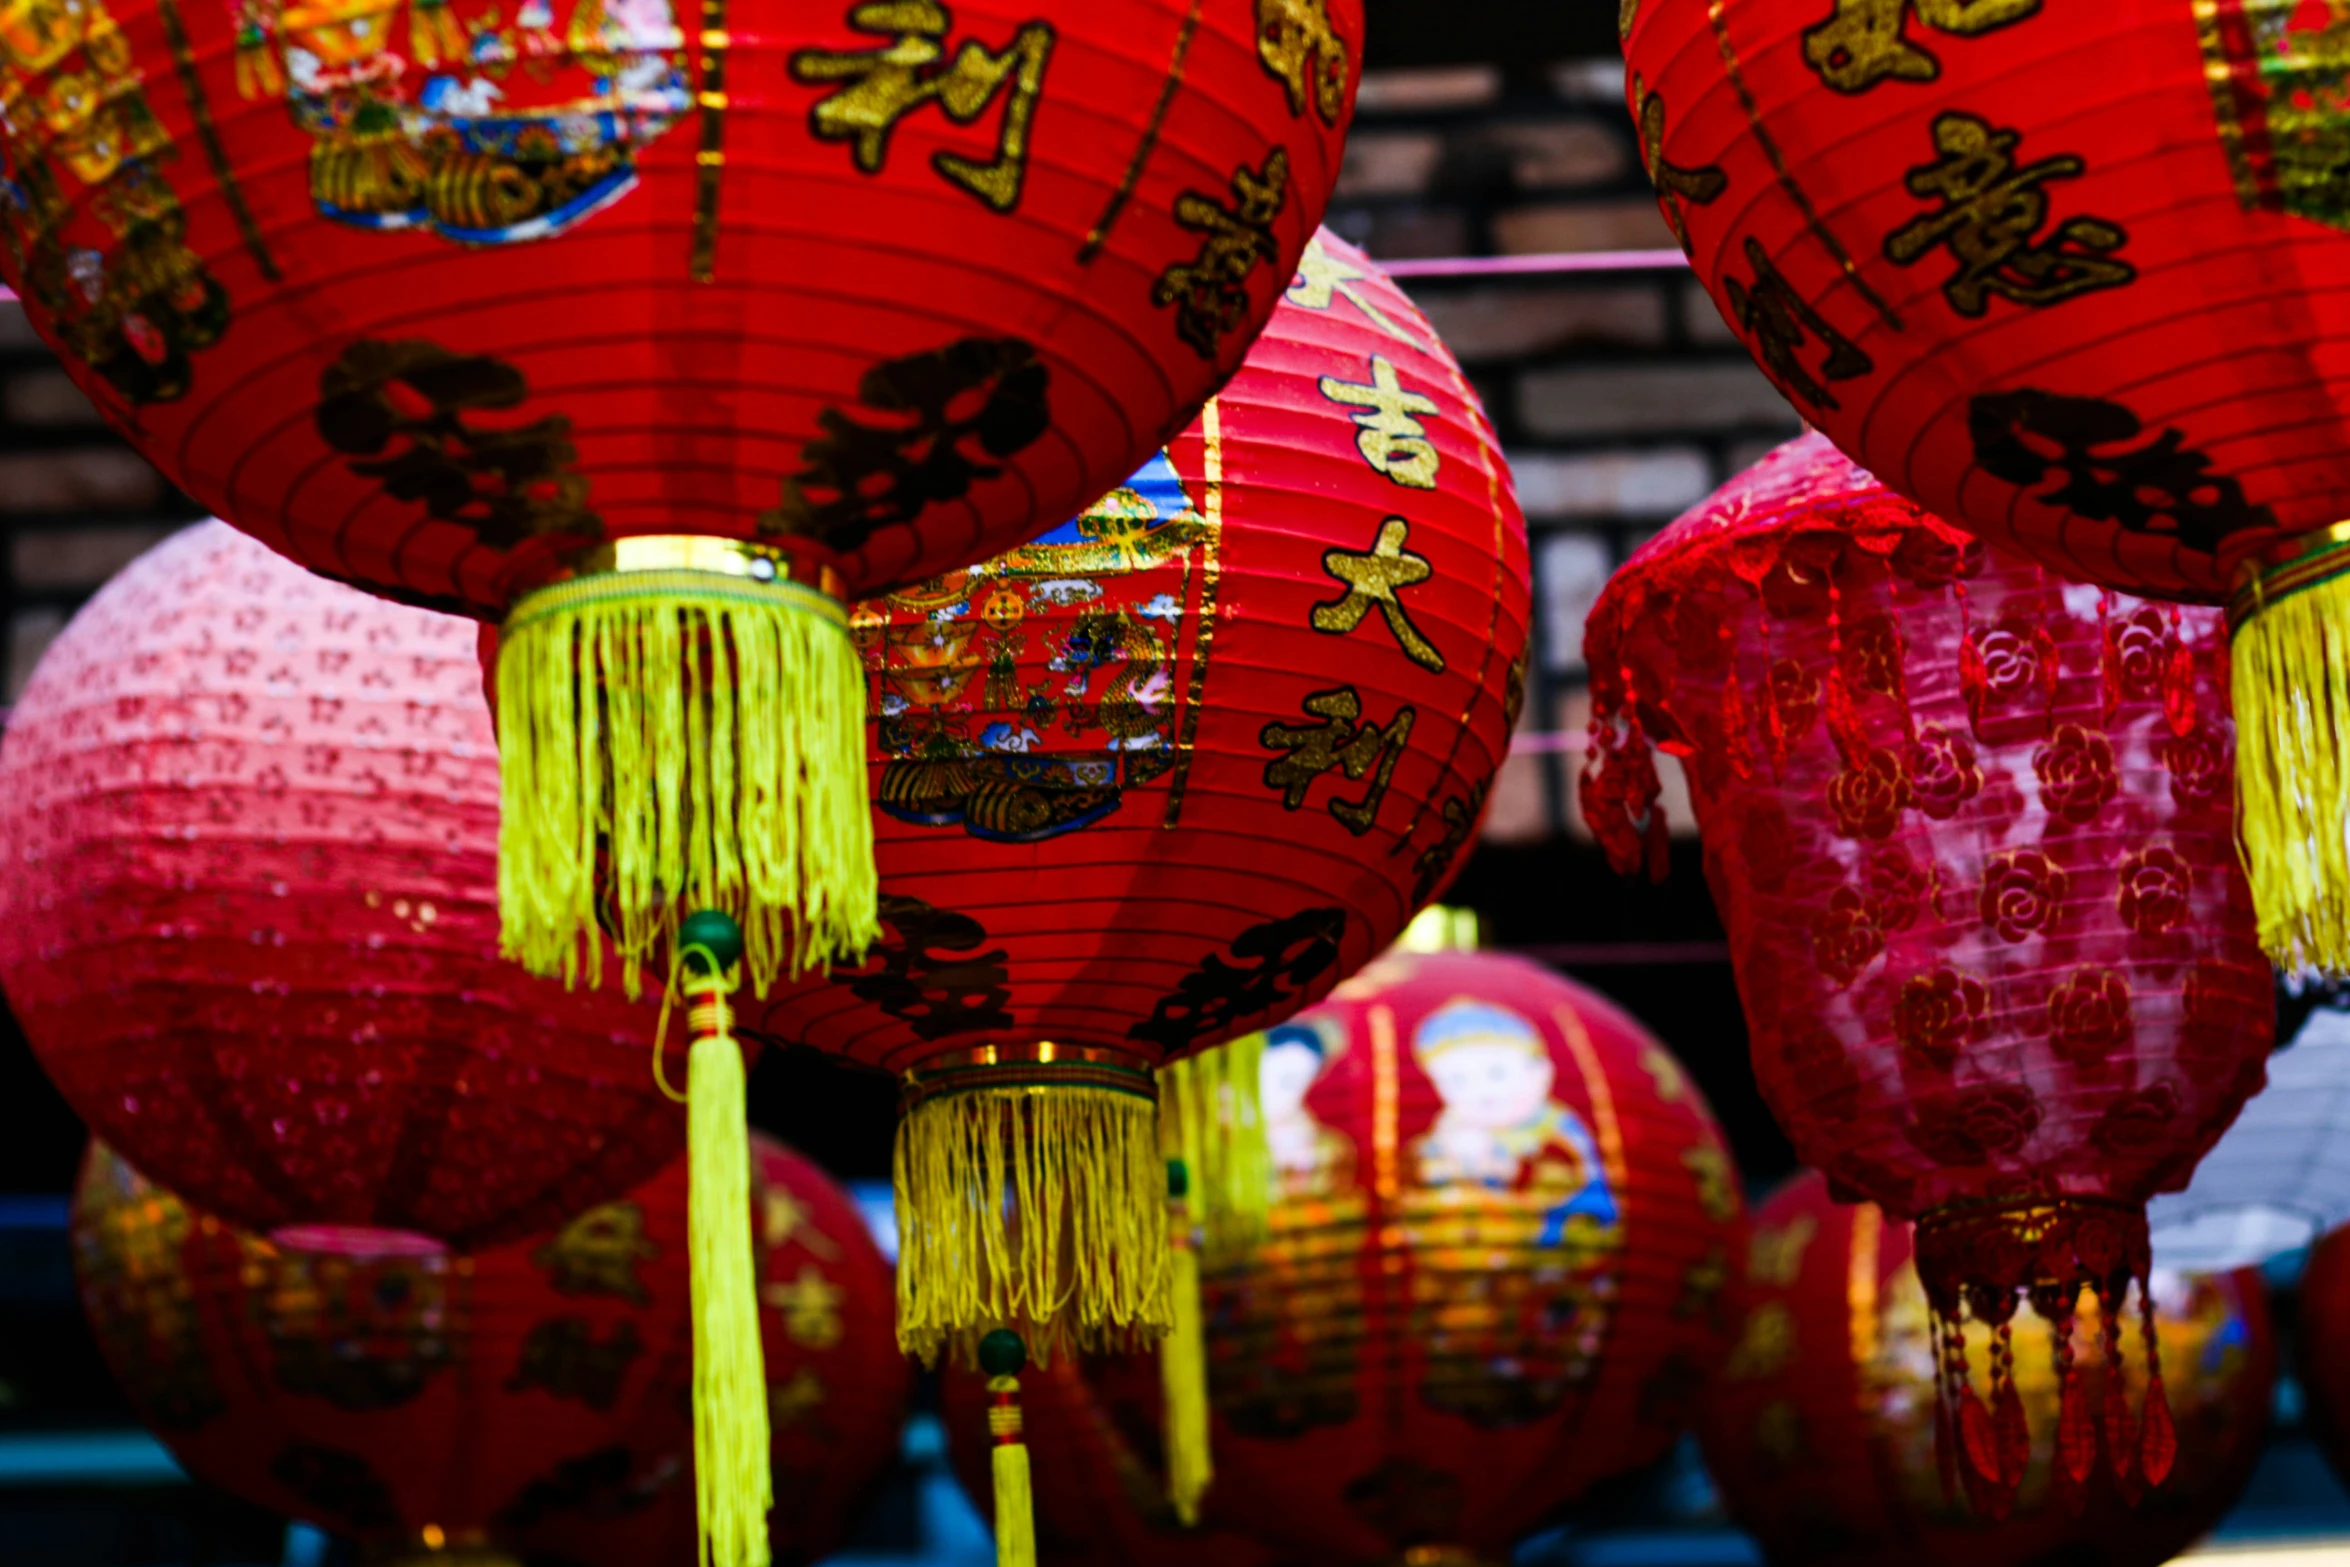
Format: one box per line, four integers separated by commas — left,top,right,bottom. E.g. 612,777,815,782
1583,434,2274,1508
2289,1219,2350,1500
72,1133,906,1562
0,0,1360,991
1702,1171,2273,1563
1184,948,1746,1566
740,229,1532,1365
0,521,671,1250
1619,0,2350,972
939,1351,1278,1567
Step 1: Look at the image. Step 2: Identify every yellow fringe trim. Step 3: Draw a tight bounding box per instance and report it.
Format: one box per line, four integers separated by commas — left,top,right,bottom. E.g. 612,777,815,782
495,569,877,998
987,1375,1037,1567
1160,1178,1211,1526
894,1085,1171,1366
1158,1036,1272,1266
686,1005,771,1567
2233,569,2350,971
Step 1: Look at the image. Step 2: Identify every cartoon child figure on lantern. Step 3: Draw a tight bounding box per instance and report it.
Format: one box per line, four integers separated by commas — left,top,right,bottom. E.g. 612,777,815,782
227,0,688,243
1261,1019,1355,1199
1411,999,1617,1243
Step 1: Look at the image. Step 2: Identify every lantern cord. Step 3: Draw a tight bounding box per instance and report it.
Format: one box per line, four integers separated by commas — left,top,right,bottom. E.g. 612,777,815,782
1160,1159,1212,1526
2231,552,2350,971
679,946,773,1567
1158,1036,1272,1264
895,1064,1172,1366
496,564,878,998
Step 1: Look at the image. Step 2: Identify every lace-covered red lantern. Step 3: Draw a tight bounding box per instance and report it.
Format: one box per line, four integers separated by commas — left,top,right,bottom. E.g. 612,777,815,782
72,1134,904,1563
1702,1171,2273,1552
939,1351,1278,1567
0,0,1363,995
1619,0,2350,974
0,522,671,1250
1180,948,1744,1566
739,231,1532,1367
1584,434,2274,1509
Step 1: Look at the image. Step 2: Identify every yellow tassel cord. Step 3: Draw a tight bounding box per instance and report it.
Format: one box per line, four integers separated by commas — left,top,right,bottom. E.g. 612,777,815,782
656,916,772,1567
1157,1036,1272,1266
496,559,877,1000
2232,535,2350,971
894,1062,1171,1367
978,1330,1037,1567
1160,1159,1211,1526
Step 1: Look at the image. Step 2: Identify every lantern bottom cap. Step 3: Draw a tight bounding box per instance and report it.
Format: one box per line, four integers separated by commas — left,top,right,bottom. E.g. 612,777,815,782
893,1056,1172,1366
492,561,878,998
2231,553,2350,974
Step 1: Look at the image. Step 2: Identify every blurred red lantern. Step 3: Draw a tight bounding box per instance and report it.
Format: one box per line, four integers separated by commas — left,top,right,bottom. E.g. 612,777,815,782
939,1351,1278,1567
0,0,1359,993
0,521,671,1250
72,1133,906,1562
740,230,1532,1366
1180,947,1745,1566
1702,1171,2273,1563
2289,1219,2350,1499
1620,0,2350,972
1584,434,2273,1510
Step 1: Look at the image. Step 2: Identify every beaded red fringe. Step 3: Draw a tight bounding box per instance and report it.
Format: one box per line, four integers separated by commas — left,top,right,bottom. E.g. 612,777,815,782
1912,1197,2174,1519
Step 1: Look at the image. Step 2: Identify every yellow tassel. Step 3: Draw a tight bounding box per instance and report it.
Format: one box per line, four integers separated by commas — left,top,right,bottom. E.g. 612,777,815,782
1158,1036,1271,1267
663,912,772,1567
893,1061,1170,1366
1160,1159,1211,1527
495,558,878,998
978,1331,1037,1567
2232,544,2350,971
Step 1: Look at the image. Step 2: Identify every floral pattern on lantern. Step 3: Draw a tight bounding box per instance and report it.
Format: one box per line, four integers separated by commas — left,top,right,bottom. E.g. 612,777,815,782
1182,949,1745,1566
1703,1171,2273,1562
1584,433,2273,1509
0,522,670,1249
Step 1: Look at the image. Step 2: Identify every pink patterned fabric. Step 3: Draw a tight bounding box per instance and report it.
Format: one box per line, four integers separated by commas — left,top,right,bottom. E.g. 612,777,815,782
0,523,674,1248
1583,434,2270,1225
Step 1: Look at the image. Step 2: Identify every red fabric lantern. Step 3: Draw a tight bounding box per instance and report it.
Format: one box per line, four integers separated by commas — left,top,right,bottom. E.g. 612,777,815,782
0,0,1360,993
1583,434,2274,1509
1619,0,2350,972
1702,1171,2273,1563
0,521,671,1250
939,1351,1278,1567
2289,1218,2350,1500
72,1133,906,1562
739,229,1532,1366
1182,948,1746,1566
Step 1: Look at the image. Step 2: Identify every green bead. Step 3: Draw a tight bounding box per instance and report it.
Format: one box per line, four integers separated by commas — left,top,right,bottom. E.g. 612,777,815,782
678,909,745,975
976,1328,1026,1379
1166,1157,1189,1200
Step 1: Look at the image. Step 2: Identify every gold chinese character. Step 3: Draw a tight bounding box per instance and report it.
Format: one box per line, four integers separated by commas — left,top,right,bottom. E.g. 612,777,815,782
789,1,1055,212
1748,1214,1818,1289
1255,0,1348,125
761,1188,841,1259
762,1265,846,1350
1723,237,1872,410
1675,1243,1731,1326
1633,76,1726,252
531,1202,655,1305
1725,1301,1797,1380
770,1367,827,1431
1755,1398,1806,1466
1802,0,2039,93
1320,355,1440,489
1311,517,1441,671
1154,148,1290,359
1682,1144,1739,1223
1260,687,1417,836
1287,233,1412,343
1639,1045,1687,1104
1884,112,2133,317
